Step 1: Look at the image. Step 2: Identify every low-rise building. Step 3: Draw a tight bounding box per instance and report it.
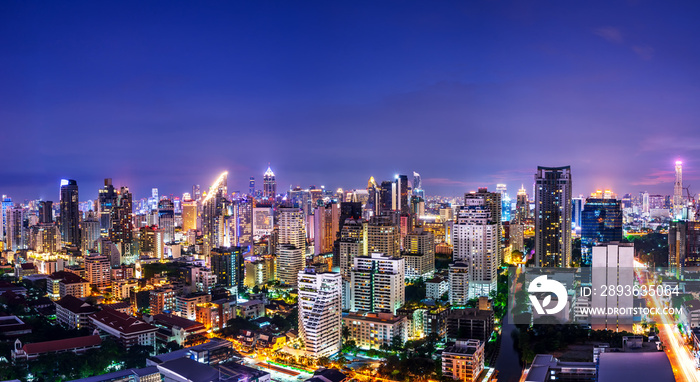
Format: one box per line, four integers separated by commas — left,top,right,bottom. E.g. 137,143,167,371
47,271,90,299
149,313,207,347
342,311,408,350
0,315,32,337
442,339,485,382
446,307,495,342
681,299,700,329
90,308,158,350
237,300,265,320
149,287,176,315
55,295,98,330
12,331,102,362
425,277,448,300
176,292,211,321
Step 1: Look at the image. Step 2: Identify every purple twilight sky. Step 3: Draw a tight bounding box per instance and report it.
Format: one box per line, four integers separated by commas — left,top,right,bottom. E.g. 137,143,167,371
2,1,700,202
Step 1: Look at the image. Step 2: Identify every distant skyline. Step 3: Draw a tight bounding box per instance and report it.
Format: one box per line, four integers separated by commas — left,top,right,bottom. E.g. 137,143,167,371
2,2,700,200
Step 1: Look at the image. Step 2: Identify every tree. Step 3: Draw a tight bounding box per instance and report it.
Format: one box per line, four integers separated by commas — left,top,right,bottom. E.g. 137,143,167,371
391,334,403,351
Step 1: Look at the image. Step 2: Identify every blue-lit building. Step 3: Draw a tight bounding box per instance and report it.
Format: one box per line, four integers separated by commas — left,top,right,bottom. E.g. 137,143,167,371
581,198,623,265
572,197,583,231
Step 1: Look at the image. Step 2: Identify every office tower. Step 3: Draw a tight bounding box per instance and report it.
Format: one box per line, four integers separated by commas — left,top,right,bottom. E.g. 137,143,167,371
277,244,304,287
313,203,339,255
515,185,529,222
237,196,254,247
98,178,116,231
202,172,228,256
669,221,700,270
59,179,80,247
402,229,435,280
367,215,400,258
211,247,243,291
453,196,497,299
413,171,424,199
534,166,573,268
5,206,25,251
263,166,276,198
181,194,197,233
81,213,100,252
96,238,121,267
278,207,306,251
366,177,380,217
571,197,584,231
158,199,175,243
379,181,394,213
395,175,409,214
351,253,405,314
109,186,133,258
251,206,272,238
641,191,650,215
0,196,11,241
192,184,201,202
85,254,111,289
674,160,684,219
581,197,622,266
496,184,511,222
297,268,342,358
39,201,53,224
465,188,502,266
139,225,164,259
448,262,470,306
591,243,634,332
249,177,255,196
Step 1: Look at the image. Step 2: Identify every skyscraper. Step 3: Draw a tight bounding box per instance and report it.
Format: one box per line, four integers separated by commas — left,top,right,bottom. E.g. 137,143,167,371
38,201,53,224
211,247,243,291
366,177,379,217
298,268,342,358
313,203,339,255
263,166,276,198
157,199,175,243
581,197,622,266
454,195,497,298
515,185,529,223
5,206,24,251
181,194,197,233
338,218,368,281
379,181,393,213
81,213,100,253
98,178,116,231
249,176,255,196
465,188,502,266
202,172,228,257
534,166,572,268
413,171,424,199
368,215,400,258
396,174,409,214
674,160,684,219
110,186,133,259
591,243,634,332
59,179,80,247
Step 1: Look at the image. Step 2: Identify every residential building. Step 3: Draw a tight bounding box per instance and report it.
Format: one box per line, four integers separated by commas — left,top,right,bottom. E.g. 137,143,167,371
448,262,470,306
425,277,448,300
534,166,572,267
342,311,408,350
591,242,634,332
298,269,342,358
90,308,158,350
55,295,98,330
402,229,435,280
351,253,405,315
446,306,494,342
581,197,622,265
441,339,485,382
85,254,111,289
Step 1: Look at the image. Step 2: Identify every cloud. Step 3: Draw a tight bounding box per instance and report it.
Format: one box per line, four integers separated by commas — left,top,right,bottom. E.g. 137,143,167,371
423,178,471,187
632,45,654,60
594,27,624,44
632,169,674,186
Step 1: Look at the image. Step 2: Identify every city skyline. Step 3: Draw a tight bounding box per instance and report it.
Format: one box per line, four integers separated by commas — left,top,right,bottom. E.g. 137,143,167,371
3,2,700,199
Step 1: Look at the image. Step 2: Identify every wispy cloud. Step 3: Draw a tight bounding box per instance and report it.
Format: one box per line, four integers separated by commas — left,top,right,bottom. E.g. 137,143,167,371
594,27,624,44
632,45,654,60
632,169,674,186
423,178,470,187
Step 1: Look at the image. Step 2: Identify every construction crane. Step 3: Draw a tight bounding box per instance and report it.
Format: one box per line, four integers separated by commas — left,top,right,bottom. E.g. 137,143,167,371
683,185,699,220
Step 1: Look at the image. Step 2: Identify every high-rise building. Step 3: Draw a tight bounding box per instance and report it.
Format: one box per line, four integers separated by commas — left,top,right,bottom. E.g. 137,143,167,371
81,213,100,253
202,172,228,256
366,177,380,217
448,262,470,306
338,218,368,281
192,184,201,202
278,207,306,251
139,225,164,259
368,216,400,258
158,199,175,243
38,201,53,224
351,253,405,315
396,175,409,215
263,166,276,199
98,178,116,231
277,244,304,287
413,171,424,199
313,203,339,255
591,243,634,332
572,197,584,231
181,194,197,233
453,196,498,299
465,188,502,267
581,197,622,266
379,181,393,213
402,229,435,280
5,206,25,251
496,184,511,222
109,186,133,259
60,179,80,247
85,254,111,289
442,339,485,382
297,268,342,358
249,177,255,196
669,221,700,270
210,247,243,291
515,185,529,223
534,166,572,268
674,160,684,219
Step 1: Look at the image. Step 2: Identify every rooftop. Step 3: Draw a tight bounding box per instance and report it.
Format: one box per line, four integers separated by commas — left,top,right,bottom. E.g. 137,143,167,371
90,308,157,334
56,295,97,314
22,334,101,355
597,352,674,382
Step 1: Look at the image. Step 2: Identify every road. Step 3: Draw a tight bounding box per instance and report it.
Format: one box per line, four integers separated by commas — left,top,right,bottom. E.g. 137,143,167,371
639,268,700,382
